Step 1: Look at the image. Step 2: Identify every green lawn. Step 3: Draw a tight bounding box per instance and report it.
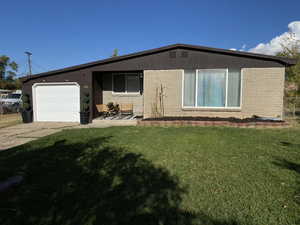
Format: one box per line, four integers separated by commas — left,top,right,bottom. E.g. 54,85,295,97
0,127,299,225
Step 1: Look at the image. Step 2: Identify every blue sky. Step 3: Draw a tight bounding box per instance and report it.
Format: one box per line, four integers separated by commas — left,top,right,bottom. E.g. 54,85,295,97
1,0,300,76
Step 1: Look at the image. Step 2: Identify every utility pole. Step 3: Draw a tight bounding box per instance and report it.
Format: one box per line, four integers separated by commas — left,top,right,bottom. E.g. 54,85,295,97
25,51,32,75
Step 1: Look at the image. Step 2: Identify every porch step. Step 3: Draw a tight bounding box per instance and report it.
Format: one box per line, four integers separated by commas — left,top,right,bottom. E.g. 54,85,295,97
91,119,137,127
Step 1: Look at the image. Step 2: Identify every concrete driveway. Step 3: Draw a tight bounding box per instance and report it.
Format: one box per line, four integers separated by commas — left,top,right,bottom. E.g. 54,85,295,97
0,122,79,150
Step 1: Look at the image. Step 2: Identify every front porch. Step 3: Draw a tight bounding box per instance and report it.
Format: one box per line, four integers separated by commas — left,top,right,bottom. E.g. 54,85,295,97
92,115,139,127
94,114,138,120
91,71,144,121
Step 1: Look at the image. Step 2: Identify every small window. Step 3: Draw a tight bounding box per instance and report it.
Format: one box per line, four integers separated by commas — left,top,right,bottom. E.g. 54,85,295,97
113,75,125,92
113,73,140,93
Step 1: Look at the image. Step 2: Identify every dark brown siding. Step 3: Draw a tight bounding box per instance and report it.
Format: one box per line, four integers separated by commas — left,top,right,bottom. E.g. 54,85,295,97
92,72,103,117
23,47,285,83
22,69,93,122
87,49,283,72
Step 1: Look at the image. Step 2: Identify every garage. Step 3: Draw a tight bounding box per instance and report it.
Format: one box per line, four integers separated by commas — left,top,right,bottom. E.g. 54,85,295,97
33,83,80,122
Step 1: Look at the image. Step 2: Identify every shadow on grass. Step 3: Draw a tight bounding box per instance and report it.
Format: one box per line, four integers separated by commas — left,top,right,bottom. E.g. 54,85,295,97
0,136,248,225
273,158,300,207
280,141,300,149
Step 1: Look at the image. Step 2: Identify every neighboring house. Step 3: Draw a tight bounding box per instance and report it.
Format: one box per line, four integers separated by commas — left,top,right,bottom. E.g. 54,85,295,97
21,43,296,123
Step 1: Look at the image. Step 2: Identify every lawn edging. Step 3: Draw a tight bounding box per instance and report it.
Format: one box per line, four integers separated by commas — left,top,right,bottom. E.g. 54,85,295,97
137,120,290,128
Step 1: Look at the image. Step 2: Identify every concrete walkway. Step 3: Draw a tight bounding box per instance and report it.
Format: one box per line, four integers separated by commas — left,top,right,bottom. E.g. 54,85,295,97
0,122,79,150
0,120,137,150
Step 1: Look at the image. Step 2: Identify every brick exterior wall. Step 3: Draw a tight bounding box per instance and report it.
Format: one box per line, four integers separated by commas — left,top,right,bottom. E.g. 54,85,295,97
102,74,143,115
143,68,285,119
242,68,285,118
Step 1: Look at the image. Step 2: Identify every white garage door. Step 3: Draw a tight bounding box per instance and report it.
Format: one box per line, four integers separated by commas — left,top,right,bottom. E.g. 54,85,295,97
34,83,80,122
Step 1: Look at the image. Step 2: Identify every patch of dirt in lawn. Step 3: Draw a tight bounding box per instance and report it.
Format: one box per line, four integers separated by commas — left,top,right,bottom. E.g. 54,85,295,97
0,113,22,128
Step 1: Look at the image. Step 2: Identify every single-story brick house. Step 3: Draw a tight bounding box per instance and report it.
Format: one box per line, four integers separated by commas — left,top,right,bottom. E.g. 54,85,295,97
21,43,296,123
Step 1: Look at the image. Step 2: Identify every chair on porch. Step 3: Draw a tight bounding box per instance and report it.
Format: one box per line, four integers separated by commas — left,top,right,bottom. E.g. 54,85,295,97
96,104,109,117
120,103,133,115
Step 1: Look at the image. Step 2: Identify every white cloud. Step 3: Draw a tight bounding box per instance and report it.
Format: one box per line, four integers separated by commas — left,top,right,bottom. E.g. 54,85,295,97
249,21,300,55
229,44,246,52
240,44,247,51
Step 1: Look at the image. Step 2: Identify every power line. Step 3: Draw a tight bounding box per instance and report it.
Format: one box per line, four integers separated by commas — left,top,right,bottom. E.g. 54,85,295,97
32,62,50,72
25,52,32,75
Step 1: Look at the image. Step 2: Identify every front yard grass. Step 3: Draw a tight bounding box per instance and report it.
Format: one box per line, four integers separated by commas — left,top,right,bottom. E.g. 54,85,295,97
0,126,299,225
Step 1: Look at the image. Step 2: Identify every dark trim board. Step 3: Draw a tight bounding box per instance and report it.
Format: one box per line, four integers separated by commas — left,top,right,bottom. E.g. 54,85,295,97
21,43,296,82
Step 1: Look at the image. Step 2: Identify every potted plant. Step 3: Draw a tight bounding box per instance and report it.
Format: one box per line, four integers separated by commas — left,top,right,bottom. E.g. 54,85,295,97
80,92,90,124
106,102,119,116
21,94,33,123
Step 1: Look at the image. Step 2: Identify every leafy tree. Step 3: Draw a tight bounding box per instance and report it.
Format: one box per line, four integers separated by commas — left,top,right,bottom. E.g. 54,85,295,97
0,55,18,80
0,78,22,90
276,32,300,117
111,49,119,57
0,55,20,90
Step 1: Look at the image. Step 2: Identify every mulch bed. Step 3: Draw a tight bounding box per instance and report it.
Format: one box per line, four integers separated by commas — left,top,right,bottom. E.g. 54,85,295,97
142,116,283,123
138,117,289,128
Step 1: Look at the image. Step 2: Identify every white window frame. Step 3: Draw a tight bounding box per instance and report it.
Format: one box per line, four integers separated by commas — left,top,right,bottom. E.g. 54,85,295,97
181,69,243,109
112,73,141,95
